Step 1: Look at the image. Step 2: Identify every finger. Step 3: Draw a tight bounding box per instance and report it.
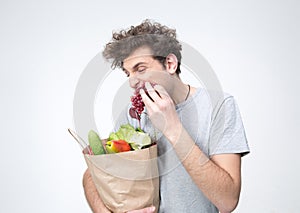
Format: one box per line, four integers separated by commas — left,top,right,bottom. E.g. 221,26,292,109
145,82,161,102
140,89,156,108
126,206,156,213
153,84,169,99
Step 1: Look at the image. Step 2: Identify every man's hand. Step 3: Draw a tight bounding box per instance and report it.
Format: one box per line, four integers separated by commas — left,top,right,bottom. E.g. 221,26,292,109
140,82,181,141
127,206,156,213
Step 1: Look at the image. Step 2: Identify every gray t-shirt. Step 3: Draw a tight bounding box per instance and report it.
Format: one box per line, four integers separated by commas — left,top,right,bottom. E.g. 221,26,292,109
115,88,250,213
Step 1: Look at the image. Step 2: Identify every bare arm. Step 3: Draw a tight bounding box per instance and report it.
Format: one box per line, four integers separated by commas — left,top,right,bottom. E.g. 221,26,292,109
168,127,241,213
82,169,111,213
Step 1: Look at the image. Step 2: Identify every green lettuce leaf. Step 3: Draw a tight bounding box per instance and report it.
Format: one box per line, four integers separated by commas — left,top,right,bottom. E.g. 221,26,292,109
108,124,152,150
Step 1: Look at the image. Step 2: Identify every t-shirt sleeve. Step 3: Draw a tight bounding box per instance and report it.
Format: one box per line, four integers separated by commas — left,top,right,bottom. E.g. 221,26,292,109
208,96,250,157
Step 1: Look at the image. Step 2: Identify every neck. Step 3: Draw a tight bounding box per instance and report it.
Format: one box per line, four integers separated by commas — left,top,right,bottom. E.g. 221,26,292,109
169,77,191,105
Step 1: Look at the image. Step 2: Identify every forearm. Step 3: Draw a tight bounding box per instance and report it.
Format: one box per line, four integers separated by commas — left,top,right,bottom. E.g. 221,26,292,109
166,127,240,213
83,169,111,213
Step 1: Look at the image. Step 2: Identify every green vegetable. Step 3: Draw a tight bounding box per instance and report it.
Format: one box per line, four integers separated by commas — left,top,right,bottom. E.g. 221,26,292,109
88,130,106,155
135,127,143,132
108,132,119,141
108,124,151,150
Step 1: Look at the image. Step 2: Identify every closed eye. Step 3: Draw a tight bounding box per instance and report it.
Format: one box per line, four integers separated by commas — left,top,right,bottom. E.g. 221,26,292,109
137,66,147,73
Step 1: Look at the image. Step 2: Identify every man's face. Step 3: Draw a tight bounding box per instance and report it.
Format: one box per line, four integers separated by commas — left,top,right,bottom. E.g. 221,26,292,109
122,46,170,90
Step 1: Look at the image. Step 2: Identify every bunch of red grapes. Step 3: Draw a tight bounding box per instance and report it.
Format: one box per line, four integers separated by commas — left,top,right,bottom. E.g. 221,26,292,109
129,83,156,123
130,90,145,118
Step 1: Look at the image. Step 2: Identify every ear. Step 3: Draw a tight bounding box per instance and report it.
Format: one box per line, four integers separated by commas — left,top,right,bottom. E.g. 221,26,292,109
165,54,178,75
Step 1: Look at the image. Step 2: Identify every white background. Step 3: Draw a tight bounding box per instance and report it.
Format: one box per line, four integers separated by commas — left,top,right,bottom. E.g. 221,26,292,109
0,0,299,212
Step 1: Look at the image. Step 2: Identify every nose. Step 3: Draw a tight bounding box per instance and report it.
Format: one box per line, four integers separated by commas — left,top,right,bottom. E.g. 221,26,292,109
129,76,140,89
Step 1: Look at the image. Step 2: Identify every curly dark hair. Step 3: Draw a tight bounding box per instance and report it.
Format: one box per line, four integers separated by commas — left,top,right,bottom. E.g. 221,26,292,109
103,19,182,75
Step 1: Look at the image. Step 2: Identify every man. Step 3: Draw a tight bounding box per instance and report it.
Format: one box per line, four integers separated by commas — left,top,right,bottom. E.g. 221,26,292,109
83,19,249,213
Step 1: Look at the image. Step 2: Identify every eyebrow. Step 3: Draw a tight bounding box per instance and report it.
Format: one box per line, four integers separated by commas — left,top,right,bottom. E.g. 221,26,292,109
123,61,147,72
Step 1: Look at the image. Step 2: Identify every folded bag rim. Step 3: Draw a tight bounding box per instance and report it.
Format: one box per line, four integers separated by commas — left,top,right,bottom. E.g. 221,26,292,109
84,144,159,180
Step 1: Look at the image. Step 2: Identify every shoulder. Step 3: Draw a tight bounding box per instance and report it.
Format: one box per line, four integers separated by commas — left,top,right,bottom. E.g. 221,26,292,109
194,87,235,107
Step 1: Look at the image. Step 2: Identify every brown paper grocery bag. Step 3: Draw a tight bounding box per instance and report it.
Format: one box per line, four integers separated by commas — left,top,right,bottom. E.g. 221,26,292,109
84,144,159,213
